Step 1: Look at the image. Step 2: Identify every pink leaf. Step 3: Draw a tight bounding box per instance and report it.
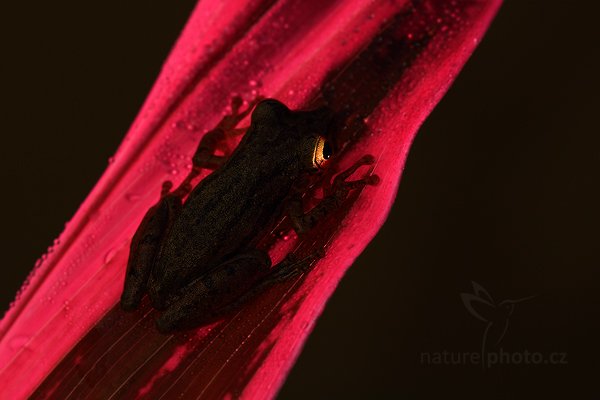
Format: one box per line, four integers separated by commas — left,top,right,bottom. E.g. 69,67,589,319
0,0,501,398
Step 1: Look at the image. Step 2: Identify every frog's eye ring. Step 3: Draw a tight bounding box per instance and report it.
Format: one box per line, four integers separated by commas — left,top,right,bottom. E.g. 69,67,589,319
312,135,333,169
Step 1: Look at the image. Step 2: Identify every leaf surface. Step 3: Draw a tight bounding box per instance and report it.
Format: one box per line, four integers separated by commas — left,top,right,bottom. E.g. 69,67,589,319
0,1,501,398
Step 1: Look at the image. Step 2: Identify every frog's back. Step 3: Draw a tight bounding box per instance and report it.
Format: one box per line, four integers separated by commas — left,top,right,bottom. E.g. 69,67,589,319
152,98,329,292
155,150,296,287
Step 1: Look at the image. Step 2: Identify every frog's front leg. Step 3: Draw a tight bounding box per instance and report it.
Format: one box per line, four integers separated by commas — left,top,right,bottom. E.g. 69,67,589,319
155,249,271,332
288,154,380,235
192,96,261,170
121,182,182,311
170,96,261,198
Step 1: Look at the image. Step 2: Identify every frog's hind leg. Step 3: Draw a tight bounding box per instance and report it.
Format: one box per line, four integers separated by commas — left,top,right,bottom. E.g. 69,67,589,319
155,249,271,332
121,182,182,311
260,251,324,284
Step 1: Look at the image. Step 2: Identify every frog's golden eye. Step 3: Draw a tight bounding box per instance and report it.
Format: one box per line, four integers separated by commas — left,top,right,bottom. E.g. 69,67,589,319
312,135,333,169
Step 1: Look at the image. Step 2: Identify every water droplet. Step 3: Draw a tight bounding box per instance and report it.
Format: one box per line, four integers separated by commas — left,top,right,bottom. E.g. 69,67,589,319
9,335,30,350
249,80,258,87
88,210,101,222
172,120,187,130
170,169,179,175
108,156,115,164
104,247,118,264
125,193,141,203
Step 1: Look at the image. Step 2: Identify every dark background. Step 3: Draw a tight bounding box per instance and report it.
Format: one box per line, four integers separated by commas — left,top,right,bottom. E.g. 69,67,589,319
1,1,598,399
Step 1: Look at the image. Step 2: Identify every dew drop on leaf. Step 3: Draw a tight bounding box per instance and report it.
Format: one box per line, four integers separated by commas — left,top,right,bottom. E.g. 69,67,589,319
104,247,118,264
9,335,30,351
125,193,141,203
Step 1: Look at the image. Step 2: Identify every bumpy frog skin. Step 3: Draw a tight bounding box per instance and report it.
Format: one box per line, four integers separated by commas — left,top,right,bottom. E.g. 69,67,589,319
120,98,379,333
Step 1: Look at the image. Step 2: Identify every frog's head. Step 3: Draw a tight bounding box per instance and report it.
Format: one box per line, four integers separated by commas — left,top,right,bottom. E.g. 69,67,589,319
248,98,335,174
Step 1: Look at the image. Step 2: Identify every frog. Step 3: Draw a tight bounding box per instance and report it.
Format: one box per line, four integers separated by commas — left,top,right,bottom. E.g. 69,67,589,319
120,97,379,333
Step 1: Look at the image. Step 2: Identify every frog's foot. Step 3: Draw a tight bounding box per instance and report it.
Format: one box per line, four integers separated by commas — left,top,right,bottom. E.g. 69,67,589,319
190,129,229,171
327,154,380,195
191,96,263,172
289,155,380,234
218,95,264,131
262,250,325,283
154,250,324,333
154,250,271,333
169,97,263,198
160,180,174,197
